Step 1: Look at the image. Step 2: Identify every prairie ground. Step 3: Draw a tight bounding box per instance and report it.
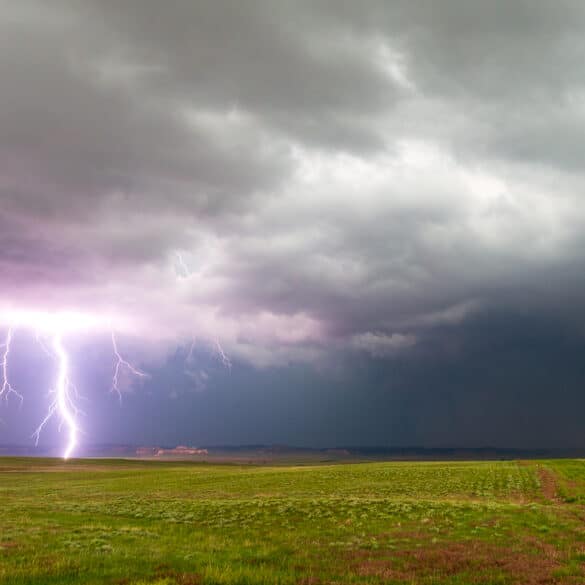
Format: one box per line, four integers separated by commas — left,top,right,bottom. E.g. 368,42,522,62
1,457,585,584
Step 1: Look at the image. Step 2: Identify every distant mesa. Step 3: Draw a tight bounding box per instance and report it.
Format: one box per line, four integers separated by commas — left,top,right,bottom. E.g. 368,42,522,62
136,445,208,457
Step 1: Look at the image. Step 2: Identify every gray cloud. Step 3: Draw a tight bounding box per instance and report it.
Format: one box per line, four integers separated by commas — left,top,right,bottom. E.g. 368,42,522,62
1,0,585,369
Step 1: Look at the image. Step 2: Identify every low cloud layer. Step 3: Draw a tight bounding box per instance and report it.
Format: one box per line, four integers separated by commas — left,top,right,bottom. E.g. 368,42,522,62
2,0,585,371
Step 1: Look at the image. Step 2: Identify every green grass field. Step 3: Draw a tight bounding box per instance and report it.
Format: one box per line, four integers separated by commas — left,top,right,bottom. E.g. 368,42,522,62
2,458,585,584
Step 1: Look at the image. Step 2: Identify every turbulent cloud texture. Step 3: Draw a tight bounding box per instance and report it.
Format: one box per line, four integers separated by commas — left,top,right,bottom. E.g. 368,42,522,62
2,0,585,372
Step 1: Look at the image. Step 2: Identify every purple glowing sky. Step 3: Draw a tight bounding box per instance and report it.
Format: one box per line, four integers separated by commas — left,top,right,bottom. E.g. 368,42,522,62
2,1,585,450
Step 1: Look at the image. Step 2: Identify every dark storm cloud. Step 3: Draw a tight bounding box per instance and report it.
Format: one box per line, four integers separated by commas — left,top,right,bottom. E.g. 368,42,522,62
5,308,585,449
1,0,585,370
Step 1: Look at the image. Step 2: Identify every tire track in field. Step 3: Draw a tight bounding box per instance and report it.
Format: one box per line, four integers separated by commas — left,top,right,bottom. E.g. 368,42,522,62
536,466,561,504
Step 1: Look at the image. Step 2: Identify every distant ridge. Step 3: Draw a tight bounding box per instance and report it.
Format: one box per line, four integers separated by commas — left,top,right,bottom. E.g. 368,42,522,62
1,443,585,460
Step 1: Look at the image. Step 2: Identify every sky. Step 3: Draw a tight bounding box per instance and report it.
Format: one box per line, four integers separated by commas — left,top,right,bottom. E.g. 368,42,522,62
1,0,585,450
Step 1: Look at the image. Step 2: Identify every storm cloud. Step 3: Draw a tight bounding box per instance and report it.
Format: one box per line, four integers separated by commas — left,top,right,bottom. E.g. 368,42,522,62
1,1,585,447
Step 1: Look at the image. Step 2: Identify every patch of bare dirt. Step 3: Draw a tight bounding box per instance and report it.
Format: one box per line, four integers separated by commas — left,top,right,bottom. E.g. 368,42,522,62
347,539,579,584
296,578,322,585
115,566,203,585
153,567,202,585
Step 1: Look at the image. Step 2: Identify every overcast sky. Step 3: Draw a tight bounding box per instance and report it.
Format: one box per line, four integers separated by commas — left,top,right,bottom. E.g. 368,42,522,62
2,1,585,449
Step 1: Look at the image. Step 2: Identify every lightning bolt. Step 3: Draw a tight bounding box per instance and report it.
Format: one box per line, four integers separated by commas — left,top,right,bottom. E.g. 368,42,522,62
175,251,191,278
52,334,78,459
215,338,232,370
1,312,149,459
31,333,80,460
111,332,148,400
35,331,54,359
173,253,231,372
0,329,23,405
186,338,196,363
1,313,228,458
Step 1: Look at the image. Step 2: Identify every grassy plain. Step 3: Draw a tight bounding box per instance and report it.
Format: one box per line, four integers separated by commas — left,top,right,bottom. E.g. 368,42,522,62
1,457,585,584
